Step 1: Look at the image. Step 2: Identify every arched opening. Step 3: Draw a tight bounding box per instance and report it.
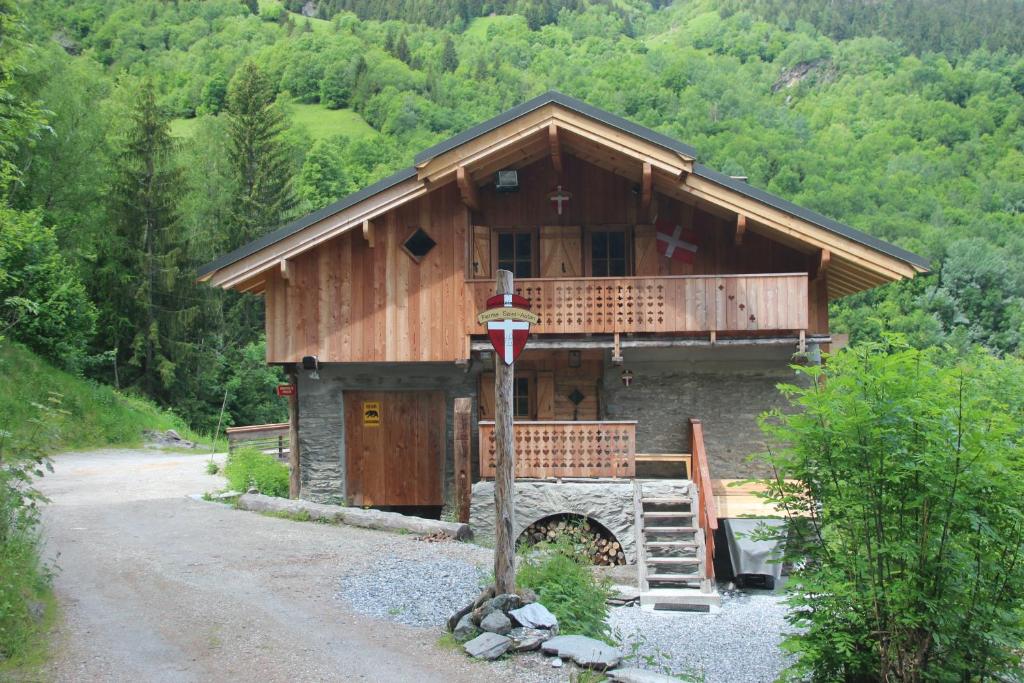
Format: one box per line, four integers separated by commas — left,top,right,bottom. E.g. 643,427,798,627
517,513,625,566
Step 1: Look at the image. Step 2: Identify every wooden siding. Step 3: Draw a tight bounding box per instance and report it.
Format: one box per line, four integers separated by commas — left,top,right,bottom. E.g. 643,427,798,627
478,350,603,421
465,274,809,335
265,183,469,363
478,421,637,479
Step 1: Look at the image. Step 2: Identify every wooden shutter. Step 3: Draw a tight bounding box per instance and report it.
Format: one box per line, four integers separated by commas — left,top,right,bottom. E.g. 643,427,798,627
540,225,582,277
634,223,660,276
472,225,491,278
478,373,495,420
536,371,554,419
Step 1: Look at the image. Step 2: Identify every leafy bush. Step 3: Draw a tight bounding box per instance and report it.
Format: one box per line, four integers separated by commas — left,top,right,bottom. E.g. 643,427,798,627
0,396,59,662
516,537,612,642
756,340,1024,681
223,448,289,497
205,460,220,475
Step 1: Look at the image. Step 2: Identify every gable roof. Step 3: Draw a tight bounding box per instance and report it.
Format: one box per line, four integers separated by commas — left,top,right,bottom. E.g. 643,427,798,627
198,91,929,291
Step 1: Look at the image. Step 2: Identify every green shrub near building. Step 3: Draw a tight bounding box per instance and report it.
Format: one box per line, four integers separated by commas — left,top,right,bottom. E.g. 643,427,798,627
223,448,289,497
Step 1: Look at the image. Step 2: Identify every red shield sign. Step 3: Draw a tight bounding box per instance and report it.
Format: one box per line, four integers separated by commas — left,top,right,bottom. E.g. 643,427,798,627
655,218,699,264
477,294,538,365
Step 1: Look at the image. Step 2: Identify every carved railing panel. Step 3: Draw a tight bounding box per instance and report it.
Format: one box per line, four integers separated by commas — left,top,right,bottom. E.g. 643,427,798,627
466,274,808,335
478,421,637,479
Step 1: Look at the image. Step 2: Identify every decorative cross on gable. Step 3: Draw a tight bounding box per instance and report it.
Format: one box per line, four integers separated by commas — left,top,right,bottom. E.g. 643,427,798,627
548,185,572,216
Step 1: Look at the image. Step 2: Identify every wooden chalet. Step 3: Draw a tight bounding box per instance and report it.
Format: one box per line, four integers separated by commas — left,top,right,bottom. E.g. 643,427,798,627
199,92,927,596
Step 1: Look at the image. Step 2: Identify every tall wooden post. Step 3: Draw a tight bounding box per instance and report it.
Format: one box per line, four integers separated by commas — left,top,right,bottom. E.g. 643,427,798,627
493,269,516,594
453,397,472,524
287,369,301,499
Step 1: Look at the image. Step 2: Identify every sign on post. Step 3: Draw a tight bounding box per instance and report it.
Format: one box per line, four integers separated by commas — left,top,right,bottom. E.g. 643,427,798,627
477,293,538,365
276,384,296,397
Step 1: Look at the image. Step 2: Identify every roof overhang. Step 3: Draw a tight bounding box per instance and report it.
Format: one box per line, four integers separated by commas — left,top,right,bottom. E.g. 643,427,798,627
198,91,928,298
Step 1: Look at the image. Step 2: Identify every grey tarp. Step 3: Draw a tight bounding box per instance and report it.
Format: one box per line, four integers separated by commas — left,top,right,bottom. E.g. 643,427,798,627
722,518,786,582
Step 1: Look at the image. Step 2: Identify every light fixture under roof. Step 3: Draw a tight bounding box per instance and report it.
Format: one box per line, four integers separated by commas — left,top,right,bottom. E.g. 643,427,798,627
495,169,519,192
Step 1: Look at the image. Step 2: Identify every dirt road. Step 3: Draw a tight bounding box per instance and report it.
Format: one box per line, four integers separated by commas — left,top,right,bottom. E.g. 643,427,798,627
36,449,535,683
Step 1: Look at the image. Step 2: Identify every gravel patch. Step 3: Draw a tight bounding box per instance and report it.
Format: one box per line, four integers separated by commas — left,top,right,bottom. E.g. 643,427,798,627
609,591,793,683
337,555,489,628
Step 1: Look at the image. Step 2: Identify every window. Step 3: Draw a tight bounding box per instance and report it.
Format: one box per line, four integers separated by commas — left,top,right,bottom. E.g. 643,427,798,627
590,229,630,277
402,227,436,262
514,377,531,419
496,231,534,278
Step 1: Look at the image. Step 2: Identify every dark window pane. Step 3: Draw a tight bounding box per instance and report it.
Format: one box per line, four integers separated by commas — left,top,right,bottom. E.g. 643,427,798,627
515,261,532,278
498,233,514,258
609,258,626,276
516,233,531,258
609,232,625,256
592,260,608,277
593,232,607,258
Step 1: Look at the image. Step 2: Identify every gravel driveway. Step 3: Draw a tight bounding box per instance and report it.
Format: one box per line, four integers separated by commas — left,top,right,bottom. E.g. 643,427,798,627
36,448,790,682
35,449,562,683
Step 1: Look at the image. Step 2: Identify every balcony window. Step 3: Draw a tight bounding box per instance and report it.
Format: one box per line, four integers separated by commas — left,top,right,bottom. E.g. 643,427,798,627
514,376,532,419
497,230,534,278
589,229,630,277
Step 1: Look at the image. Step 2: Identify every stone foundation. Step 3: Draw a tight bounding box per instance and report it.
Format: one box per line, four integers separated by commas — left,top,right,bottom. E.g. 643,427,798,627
470,479,691,564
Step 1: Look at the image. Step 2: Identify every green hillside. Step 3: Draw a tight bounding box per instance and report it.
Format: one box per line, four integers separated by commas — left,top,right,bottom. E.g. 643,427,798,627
172,105,375,142
0,343,192,452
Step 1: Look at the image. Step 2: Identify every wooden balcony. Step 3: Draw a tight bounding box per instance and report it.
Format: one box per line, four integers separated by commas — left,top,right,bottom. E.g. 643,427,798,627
478,420,636,479
466,273,808,335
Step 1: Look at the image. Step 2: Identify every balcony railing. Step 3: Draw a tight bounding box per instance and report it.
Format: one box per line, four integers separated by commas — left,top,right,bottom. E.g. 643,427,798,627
478,420,636,479
466,273,808,335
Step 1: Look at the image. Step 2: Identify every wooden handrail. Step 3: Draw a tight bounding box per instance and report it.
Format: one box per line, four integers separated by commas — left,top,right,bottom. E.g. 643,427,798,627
478,420,636,479
465,272,809,284
689,418,718,581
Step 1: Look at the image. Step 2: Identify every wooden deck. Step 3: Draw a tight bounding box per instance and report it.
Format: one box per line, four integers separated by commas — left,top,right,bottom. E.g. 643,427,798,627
466,273,808,336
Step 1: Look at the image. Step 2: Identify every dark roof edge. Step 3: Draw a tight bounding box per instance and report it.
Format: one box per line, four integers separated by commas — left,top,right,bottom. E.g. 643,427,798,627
693,164,931,271
196,166,417,278
413,90,698,164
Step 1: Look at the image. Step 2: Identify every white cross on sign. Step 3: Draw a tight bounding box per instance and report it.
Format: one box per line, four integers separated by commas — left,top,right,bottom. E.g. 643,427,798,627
489,318,530,363
656,223,698,258
548,185,571,215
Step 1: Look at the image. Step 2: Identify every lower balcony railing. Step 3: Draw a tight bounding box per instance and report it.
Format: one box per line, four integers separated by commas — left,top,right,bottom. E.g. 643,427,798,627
466,273,808,335
478,420,636,479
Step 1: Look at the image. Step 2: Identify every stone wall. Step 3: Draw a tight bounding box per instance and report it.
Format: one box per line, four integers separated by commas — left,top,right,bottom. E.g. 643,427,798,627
470,479,692,564
600,346,803,478
296,361,482,504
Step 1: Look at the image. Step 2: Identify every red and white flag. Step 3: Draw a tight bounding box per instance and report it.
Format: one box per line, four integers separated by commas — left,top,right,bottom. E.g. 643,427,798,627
655,218,699,264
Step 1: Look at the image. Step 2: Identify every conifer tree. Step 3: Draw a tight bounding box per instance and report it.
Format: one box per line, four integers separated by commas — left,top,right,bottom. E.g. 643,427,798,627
395,32,410,64
102,81,194,400
441,35,458,72
225,62,295,250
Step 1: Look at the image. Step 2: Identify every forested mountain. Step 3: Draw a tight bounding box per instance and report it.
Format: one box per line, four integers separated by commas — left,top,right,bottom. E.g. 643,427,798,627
3,0,1023,431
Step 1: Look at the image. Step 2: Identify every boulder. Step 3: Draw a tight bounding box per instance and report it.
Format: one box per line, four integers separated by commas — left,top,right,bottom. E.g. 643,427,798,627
516,587,539,604
463,632,512,660
472,600,497,625
608,668,689,683
541,635,623,670
453,613,479,642
509,602,558,630
447,600,475,632
473,586,496,609
479,610,512,635
490,593,523,613
508,627,551,652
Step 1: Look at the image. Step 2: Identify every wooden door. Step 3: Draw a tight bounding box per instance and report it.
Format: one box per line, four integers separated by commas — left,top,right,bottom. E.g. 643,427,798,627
344,391,444,507
540,225,582,277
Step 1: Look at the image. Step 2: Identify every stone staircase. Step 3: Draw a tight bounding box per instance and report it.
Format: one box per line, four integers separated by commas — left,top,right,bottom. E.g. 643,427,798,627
633,480,721,610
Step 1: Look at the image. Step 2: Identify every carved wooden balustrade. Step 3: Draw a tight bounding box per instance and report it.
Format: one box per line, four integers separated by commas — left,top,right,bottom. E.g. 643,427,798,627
478,421,636,479
466,273,808,335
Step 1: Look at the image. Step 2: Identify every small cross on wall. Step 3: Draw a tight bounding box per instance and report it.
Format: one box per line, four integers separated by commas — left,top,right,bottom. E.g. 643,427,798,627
548,185,572,216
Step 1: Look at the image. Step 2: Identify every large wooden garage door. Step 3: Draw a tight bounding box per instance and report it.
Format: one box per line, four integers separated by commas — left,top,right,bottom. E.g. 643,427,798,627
344,391,444,507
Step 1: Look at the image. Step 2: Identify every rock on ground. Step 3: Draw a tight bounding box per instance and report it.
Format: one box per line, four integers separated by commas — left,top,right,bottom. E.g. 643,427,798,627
464,632,512,660
542,635,623,670
480,610,512,635
511,602,559,630
609,667,689,682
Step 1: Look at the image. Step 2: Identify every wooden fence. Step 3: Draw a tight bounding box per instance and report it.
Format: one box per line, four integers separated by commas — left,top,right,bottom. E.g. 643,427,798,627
478,420,636,479
466,273,808,335
225,423,290,461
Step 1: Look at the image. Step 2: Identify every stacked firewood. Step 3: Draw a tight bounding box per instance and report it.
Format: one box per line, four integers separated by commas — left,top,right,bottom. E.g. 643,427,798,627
521,517,626,566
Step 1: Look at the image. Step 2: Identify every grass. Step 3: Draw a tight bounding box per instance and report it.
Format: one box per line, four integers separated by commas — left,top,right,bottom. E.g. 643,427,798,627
288,104,376,140
437,633,462,651
0,587,58,679
259,508,312,522
170,104,375,143
0,342,195,452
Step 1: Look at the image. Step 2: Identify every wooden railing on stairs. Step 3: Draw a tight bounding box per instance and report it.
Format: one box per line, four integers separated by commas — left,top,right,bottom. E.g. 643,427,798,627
689,418,718,582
